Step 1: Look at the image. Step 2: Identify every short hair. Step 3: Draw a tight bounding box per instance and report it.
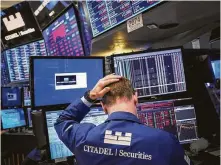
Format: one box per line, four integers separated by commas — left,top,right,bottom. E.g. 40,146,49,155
101,77,135,106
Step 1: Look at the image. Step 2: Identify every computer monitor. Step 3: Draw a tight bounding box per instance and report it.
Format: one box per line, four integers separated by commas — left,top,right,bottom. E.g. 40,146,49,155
26,108,35,128
174,105,198,144
112,47,187,98
137,99,198,144
1,108,26,129
30,56,104,109
211,60,220,79
1,87,22,108
1,1,42,49
1,51,10,85
3,40,47,82
23,86,31,107
45,110,73,160
29,0,71,29
81,106,108,126
42,5,84,56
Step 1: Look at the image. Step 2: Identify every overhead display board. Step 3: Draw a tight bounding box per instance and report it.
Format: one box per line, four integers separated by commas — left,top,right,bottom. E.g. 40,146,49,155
29,0,71,29
1,1,42,49
86,0,162,37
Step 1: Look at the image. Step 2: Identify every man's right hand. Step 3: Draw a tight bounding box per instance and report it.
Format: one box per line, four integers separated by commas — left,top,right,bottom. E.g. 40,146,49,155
89,74,122,100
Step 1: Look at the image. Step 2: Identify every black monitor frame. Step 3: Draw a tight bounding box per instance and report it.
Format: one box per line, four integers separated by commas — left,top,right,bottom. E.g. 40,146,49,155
42,108,74,162
42,3,86,57
1,86,23,109
1,108,27,130
30,56,105,110
111,46,191,103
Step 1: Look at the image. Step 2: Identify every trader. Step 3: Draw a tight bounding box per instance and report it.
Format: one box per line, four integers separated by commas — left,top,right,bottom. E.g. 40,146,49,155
55,74,188,165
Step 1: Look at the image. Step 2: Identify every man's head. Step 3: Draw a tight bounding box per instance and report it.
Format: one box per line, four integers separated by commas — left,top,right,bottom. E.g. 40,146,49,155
101,77,138,115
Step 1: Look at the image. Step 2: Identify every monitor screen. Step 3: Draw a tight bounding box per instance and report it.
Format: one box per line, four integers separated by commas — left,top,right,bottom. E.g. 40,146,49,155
1,87,22,108
86,1,162,37
27,108,35,128
137,100,198,144
45,110,73,159
1,1,42,49
31,57,104,108
211,60,220,79
42,6,84,56
113,48,186,98
81,106,108,126
3,40,47,82
29,0,71,29
1,51,10,85
174,105,198,144
1,108,26,129
23,86,31,107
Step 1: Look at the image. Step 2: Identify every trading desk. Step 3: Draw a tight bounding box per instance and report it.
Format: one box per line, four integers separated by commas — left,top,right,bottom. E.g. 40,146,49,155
2,131,36,165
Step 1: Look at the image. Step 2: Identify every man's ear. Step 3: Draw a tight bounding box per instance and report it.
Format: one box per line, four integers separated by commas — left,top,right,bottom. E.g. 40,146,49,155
100,101,108,114
134,92,138,105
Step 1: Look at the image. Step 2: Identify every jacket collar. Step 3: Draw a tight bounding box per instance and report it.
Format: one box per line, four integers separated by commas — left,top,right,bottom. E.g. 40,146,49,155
105,111,142,124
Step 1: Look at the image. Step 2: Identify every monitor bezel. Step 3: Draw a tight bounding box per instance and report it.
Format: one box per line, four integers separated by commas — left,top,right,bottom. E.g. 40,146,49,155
30,56,105,110
42,109,74,161
111,46,191,102
1,87,23,109
1,108,27,130
42,3,86,57
3,39,47,83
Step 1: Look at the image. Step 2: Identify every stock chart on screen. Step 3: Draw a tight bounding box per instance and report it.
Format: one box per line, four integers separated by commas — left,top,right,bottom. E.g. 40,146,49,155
137,100,198,144
43,7,84,56
3,40,47,82
86,0,162,37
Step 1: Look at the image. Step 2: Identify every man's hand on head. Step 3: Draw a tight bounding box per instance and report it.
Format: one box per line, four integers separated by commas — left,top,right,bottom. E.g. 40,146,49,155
89,74,122,100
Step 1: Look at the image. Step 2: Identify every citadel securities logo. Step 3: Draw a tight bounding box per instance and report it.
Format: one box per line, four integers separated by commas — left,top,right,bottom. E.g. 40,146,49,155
83,130,152,160
2,12,36,41
104,130,132,146
2,12,25,31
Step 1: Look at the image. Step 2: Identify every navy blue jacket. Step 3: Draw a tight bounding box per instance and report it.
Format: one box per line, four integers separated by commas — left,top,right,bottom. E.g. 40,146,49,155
55,98,188,165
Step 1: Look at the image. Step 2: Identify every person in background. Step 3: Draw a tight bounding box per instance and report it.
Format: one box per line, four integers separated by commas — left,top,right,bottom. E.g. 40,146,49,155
55,74,188,165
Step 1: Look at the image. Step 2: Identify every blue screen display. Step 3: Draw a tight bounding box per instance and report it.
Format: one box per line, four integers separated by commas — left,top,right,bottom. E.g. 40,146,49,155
43,7,84,56
33,58,104,107
1,108,26,129
1,51,10,85
211,60,220,79
45,110,73,159
23,87,31,107
27,108,33,127
4,40,47,82
2,87,22,108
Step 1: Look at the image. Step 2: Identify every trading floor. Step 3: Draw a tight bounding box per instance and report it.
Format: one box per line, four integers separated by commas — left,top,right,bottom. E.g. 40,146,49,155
1,1,220,165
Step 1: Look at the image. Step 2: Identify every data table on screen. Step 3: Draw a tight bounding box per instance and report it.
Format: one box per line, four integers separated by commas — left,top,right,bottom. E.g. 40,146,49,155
4,40,47,82
113,49,186,98
46,110,73,159
86,0,162,37
81,107,108,126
